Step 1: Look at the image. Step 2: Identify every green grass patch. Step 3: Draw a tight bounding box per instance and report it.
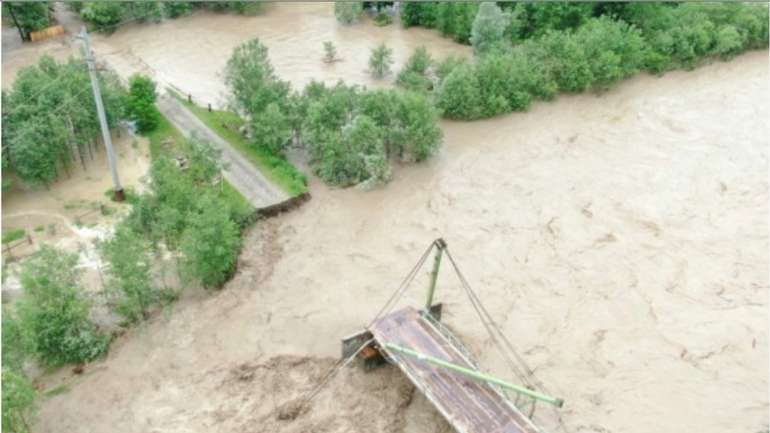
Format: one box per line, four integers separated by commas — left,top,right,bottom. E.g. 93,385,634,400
148,108,255,220
2,229,26,245
33,225,45,233
168,89,307,196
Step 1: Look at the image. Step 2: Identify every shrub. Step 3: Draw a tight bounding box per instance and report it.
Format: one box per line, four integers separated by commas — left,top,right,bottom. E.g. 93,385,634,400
2,229,26,245
335,1,363,24
251,102,292,154
2,367,36,433
323,41,337,63
180,194,241,288
369,43,394,79
436,63,482,120
374,12,392,26
101,225,165,324
4,2,50,40
396,47,433,91
574,17,647,88
80,2,125,31
162,1,192,18
16,246,109,366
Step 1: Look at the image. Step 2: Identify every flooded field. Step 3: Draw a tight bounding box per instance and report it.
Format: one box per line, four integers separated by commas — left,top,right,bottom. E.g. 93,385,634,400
1,3,767,433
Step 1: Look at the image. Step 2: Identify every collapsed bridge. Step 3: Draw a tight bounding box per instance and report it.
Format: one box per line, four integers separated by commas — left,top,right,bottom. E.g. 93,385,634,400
339,239,565,433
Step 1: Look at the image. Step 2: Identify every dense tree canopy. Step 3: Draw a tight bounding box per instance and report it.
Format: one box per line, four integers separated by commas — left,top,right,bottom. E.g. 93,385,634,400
4,2,50,41
126,74,160,133
2,56,125,186
16,246,109,366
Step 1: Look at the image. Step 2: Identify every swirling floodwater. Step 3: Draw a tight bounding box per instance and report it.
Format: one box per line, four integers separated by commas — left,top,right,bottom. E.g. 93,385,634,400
3,3,766,433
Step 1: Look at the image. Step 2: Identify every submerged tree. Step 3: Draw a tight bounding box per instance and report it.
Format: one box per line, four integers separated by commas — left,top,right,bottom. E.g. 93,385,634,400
323,41,337,63
17,246,109,366
368,43,394,79
334,1,363,24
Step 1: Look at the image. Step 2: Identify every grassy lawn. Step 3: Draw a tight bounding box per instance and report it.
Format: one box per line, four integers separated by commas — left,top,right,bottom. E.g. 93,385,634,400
167,89,307,196
147,109,254,222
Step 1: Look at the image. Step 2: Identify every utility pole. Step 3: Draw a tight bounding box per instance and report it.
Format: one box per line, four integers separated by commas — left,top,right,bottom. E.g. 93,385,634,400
78,26,125,201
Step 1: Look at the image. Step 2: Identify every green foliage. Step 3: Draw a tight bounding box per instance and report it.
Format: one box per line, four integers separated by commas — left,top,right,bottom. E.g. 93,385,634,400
400,2,437,28
623,3,769,72
368,43,394,79
436,63,482,120
16,246,109,366
202,1,265,15
162,2,192,18
302,82,442,186
323,41,337,63
2,367,36,433
434,2,479,44
471,2,508,55
101,225,166,324
335,1,363,24
396,46,433,92
225,38,292,158
374,12,393,27
180,195,242,288
2,229,26,245
80,2,125,31
2,309,29,372
251,103,291,154
3,56,125,186
5,2,50,40
126,74,159,133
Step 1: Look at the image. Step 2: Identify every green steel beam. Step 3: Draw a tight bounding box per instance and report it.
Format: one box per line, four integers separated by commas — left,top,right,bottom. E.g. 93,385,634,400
383,342,564,408
425,238,446,311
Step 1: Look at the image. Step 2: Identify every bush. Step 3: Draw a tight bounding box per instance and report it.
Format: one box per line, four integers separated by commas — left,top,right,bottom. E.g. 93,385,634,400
16,246,109,366
4,2,50,40
369,43,394,79
180,194,242,288
374,12,392,26
162,1,192,18
101,225,166,324
396,47,433,92
2,368,36,433
2,229,26,245
251,102,292,154
436,63,482,120
80,2,125,31
335,1,363,24
126,74,159,133
323,41,337,63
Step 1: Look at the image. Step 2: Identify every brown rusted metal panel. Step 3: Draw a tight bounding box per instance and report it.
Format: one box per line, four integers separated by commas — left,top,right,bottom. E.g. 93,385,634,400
369,307,539,433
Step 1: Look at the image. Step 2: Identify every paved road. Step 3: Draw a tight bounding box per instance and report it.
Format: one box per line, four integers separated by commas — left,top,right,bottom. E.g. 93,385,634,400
156,94,288,209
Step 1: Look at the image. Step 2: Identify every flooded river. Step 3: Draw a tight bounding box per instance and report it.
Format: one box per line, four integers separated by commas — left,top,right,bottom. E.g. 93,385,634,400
3,3,767,433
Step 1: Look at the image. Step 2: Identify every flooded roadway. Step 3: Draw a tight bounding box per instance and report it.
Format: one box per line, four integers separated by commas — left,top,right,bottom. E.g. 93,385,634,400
2,3,767,433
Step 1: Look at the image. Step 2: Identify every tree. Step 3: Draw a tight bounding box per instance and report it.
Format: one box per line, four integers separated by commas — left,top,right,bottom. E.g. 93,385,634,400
368,43,394,79
180,195,241,288
323,41,337,63
101,225,163,323
251,103,292,154
80,2,125,31
395,91,442,162
335,1,363,24
162,1,192,18
225,39,292,155
5,2,50,41
2,368,35,433
16,246,109,365
436,63,482,120
471,2,508,55
396,46,433,91
125,74,159,133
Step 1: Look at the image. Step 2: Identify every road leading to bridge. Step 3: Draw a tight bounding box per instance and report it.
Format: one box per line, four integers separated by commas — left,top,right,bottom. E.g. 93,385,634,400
156,94,288,209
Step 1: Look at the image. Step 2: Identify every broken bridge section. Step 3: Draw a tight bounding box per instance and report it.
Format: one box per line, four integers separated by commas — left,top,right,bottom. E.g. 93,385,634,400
368,306,540,433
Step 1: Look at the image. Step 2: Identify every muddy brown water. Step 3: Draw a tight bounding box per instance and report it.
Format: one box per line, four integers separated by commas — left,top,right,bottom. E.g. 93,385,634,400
1,4,767,433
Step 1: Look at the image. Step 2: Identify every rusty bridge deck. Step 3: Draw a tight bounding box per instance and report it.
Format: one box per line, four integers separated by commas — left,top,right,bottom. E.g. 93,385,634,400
368,306,539,433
